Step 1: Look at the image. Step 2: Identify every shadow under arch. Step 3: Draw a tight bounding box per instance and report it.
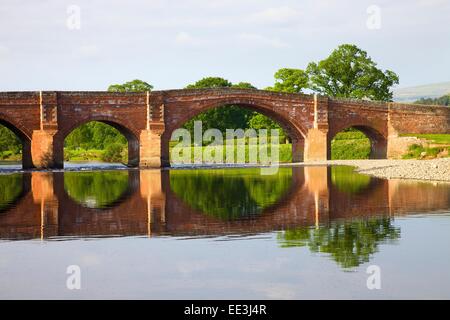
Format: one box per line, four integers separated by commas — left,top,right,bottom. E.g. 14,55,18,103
329,124,387,159
0,117,33,169
56,116,140,167
162,98,309,165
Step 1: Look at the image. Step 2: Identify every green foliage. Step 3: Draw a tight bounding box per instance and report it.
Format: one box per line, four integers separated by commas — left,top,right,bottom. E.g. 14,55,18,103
331,130,371,159
306,44,399,101
0,174,23,211
267,68,309,93
101,143,126,163
402,144,447,159
64,171,129,208
268,44,399,101
231,82,257,90
183,77,284,139
0,125,21,159
108,79,153,92
401,133,450,144
186,77,232,89
169,168,293,220
170,141,292,163
331,166,371,194
415,94,450,106
277,217,400,269
65,121,127,150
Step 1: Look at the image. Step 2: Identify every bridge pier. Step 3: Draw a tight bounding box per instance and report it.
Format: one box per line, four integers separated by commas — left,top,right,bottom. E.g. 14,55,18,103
31,130,63,169
139,122,166,168
304,128,328,161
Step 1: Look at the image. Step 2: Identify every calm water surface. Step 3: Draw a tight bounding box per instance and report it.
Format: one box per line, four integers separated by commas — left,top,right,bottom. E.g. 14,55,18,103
0,165,449,299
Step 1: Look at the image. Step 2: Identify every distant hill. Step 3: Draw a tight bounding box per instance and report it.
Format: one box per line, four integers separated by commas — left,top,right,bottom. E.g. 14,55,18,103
393,81,450,103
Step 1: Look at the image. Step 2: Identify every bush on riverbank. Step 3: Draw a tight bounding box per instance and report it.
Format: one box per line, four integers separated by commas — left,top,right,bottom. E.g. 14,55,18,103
401,133,450,159
331,131,371,160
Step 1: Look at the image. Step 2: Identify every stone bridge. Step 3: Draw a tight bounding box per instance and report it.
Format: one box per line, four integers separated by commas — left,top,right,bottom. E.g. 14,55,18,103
0,89,448,168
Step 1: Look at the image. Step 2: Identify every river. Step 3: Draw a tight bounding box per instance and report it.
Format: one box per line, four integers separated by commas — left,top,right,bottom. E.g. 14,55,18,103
0,164,449,299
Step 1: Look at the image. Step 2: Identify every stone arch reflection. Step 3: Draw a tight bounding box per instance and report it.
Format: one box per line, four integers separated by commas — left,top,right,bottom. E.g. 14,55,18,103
168,167,297,220
0,166,448,252
63,170,133,209
330,166,373,194
0,173,28,213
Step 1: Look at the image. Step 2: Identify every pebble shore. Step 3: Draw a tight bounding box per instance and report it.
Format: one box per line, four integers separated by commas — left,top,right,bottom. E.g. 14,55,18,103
308,158,450,182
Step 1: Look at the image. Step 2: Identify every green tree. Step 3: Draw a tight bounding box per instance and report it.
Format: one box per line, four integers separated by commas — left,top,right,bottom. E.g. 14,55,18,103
108,79,153,92
266,68,309,93
186,77,232,89
0,125,21,156
306,44,399,101
232,82,257,90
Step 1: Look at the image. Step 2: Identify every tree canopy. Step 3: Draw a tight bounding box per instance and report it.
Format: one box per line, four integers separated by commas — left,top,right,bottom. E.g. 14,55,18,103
306,44,399,101
186,77,232,89
268,44,399,102
266,68,309,94
108,79,153,92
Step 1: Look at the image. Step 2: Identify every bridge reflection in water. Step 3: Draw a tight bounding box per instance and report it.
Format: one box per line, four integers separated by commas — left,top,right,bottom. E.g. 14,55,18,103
1,166,449,243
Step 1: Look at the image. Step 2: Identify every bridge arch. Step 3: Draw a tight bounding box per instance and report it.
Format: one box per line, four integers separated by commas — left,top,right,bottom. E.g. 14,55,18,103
56,115,140,167
329,124,387,159
0,114,33,169
162,96,309,164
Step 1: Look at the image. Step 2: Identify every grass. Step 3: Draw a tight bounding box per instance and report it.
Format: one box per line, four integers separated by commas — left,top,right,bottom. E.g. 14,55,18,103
64,148,105,161
400,133,450,145
331,131,371,160
400,133,450,159
402,144,449,159
170,142,292,163
0,151,21,161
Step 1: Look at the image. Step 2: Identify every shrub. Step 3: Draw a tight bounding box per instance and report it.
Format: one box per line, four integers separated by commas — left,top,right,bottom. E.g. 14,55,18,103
101,143,126,163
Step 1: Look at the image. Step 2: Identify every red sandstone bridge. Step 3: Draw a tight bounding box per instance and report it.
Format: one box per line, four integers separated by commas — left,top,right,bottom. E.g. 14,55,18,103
0,89,449,168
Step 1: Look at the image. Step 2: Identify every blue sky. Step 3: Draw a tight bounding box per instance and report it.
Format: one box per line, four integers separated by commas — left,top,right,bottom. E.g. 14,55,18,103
0,0,449,91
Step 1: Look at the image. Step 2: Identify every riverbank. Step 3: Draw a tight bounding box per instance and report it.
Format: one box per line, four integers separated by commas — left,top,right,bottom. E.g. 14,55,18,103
307,158,450,182
1,158,449,182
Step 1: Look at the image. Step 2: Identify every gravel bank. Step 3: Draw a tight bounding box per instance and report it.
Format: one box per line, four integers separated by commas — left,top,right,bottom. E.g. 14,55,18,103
307,158,450,182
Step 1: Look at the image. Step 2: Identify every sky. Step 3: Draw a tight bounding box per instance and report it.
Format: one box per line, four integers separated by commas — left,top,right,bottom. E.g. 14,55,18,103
0,0,449,91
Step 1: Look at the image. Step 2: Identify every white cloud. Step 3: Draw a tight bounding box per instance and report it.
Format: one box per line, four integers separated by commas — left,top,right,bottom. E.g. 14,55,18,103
249,6,301,24
0,45,9,61
238,33,288,48
75,45,100,58
175,31,198,45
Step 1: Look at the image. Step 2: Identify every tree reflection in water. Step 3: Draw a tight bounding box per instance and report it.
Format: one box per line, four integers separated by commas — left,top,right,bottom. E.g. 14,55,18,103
0,174,23,212
64,171,129,209
331,166,372,194
278,217,400,269
169,168,293,220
